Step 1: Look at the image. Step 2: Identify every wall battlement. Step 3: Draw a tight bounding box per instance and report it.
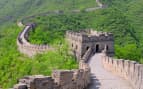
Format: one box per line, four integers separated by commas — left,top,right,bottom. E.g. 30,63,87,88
66,30,114,42
102,52,143,89
13,61,90,89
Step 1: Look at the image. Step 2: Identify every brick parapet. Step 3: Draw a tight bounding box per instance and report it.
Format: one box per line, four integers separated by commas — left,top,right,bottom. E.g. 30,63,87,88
102,53,143,89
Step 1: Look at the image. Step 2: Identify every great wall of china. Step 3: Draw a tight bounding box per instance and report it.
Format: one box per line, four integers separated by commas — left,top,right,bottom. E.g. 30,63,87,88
12,0,143,89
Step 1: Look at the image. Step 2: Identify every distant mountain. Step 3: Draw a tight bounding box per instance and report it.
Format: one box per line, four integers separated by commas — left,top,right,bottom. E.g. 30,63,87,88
0,0,97,24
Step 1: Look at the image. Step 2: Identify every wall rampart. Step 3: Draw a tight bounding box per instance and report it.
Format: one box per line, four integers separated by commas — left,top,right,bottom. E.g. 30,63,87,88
17,24,54,57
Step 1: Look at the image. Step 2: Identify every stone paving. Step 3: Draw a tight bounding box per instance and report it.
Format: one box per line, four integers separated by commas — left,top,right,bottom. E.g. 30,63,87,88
88,53,134,89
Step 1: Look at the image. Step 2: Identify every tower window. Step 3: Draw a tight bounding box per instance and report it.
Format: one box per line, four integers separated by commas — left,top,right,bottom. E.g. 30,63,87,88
72,43,73,47
96,44,99,52
86,46,89,50
106,45,109,50
76,45,78,50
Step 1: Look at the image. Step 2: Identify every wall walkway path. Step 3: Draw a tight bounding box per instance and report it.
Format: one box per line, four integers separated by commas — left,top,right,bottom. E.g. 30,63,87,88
88,53,133,89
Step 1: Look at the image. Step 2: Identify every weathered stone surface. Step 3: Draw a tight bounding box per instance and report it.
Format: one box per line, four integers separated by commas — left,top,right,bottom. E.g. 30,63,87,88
52,70,73,85
14,83,27,89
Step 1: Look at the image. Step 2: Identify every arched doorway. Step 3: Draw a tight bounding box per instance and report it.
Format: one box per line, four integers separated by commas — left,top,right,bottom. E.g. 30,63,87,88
106,45,109,51
96,44,99,52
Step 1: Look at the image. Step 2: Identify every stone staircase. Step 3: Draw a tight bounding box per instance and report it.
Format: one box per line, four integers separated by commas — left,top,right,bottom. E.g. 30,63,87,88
82,48,92,62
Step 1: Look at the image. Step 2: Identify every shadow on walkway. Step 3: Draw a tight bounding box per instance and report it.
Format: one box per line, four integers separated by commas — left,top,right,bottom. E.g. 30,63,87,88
87,74,101,89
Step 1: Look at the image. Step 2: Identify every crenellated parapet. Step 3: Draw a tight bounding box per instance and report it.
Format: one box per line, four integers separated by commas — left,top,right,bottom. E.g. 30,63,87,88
102,52,143,89
13,61,90,89
66,30,113,42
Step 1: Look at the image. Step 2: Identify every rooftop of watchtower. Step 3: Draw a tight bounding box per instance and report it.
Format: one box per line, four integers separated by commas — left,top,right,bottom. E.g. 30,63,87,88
67,29,113,37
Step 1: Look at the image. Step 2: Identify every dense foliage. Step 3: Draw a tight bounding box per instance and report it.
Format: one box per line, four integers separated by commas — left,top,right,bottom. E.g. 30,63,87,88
28,13,90,45
0,24,77,88
100,0,143,63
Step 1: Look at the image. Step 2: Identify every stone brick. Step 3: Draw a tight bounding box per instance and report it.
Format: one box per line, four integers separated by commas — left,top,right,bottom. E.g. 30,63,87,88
33,75,54,89
112,59,118,74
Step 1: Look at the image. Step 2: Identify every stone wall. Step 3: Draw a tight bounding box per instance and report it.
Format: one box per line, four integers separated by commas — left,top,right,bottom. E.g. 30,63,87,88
102,52,143,89
17,24,54,57
13,60,90,89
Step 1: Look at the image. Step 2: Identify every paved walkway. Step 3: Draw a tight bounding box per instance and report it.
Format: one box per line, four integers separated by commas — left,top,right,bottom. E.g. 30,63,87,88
88,53,133,89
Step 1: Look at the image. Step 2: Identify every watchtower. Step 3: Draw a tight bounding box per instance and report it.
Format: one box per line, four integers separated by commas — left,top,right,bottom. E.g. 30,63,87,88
66,29,114,61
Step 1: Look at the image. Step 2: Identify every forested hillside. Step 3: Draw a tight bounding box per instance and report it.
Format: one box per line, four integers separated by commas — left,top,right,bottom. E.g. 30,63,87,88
0,0,143,88
100,0,143,62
